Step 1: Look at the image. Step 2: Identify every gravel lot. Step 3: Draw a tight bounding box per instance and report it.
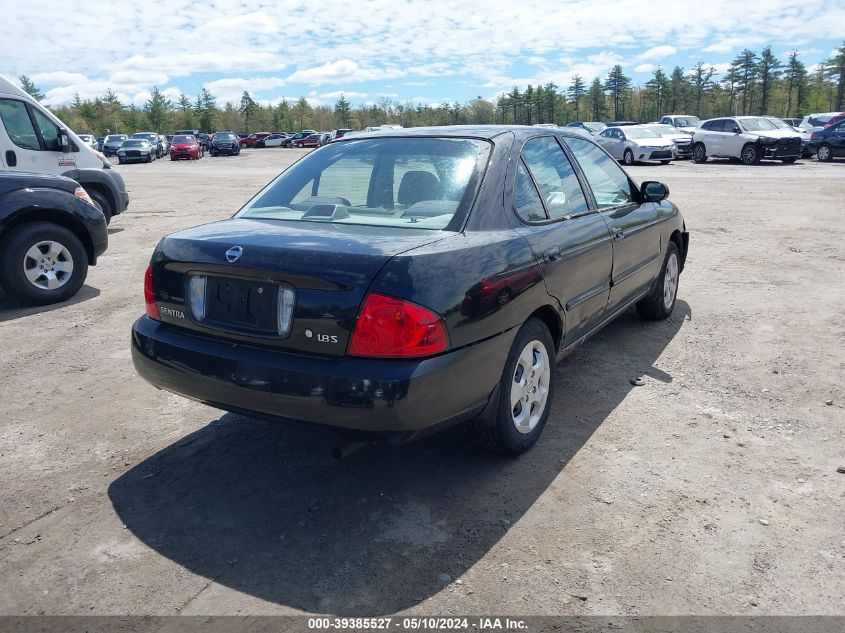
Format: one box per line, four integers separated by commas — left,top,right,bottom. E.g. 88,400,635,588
1,148,843,616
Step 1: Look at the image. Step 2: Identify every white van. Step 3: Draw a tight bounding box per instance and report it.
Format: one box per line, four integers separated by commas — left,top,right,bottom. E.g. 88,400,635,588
0,74,128,221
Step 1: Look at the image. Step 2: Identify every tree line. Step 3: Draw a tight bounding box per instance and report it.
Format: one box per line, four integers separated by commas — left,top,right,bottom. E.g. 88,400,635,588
17,43,844,135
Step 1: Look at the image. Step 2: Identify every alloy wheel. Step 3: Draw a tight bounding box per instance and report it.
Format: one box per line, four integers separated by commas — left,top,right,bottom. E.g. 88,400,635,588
510,340,551,434
663,252,679,311
742,146,758,164
23,240,74,291
817,145,831,161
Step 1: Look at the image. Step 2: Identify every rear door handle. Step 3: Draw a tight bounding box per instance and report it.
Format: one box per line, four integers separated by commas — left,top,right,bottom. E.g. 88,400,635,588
544,246,561,262
5,150,16,167
612,226,625,240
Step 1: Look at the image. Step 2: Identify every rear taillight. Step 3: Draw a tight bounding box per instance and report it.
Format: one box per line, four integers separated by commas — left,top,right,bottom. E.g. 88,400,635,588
348,292,447,358
144,266,160,320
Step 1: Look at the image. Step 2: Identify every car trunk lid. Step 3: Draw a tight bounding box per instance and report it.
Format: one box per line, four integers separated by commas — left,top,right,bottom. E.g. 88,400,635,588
150,218,448,357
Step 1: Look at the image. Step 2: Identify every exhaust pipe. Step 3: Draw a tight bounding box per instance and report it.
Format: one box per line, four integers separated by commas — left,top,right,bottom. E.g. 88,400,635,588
332,441,367,460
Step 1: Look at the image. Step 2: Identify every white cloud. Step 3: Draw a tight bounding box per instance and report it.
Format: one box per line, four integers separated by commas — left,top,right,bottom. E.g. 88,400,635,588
634,63,656,73
287,60,406,85
703,36,764,54
637,45,677,61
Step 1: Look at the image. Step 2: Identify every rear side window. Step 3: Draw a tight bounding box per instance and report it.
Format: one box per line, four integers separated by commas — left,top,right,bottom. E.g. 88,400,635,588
513,161,547,222
521,137,589,220
563,137,636,208
0,99,40,150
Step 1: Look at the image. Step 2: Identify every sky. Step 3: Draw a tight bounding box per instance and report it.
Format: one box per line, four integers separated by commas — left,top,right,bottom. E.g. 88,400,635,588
4,0,844,109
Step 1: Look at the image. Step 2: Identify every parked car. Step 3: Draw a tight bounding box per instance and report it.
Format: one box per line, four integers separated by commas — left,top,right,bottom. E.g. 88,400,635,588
0,73,129,222
131,132,162,158
132,126,688,455
158,134,170,156
692,116,802,164
809,119,845,161
781,118,802,128
762,116,813,157
169,134,201,160
659,115,702,134
564,122,607,135
0,170,108,305
318,132,331,146
604,120,638,127
210,132,241,156
101,134,129,157
255,133,285,148
240,132,272,148
643,123,694,158
95,137,104,151
292,133,320,148
799,112,845,131
77,134,97,148
595,125,675,165
282,130,318,147
117,139,155,164
329,128,353,142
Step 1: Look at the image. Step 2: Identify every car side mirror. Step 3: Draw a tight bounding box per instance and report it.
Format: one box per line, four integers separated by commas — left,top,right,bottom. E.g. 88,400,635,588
59,129,71,154
641,181,669,203
732,127,741,134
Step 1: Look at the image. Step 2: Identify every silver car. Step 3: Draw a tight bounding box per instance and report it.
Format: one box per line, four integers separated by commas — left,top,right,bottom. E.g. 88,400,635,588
644,124,694,159
595,125,676,165
117,139,155,164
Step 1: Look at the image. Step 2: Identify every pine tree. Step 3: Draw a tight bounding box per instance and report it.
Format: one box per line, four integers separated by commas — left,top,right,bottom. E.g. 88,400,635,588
603,65,631,120
784,52,807,117
568,75,587,120
645,67,669,121
145,86,170,132
587,77,606,121
756,46,782,115
731,49,759,115
668,66,688,114
543,82,558,123
689,62,714,117
239,91,258,133
178,94,193,128
334,94,351,127
823,42,845,110
508,87,521,124
19,75,45,101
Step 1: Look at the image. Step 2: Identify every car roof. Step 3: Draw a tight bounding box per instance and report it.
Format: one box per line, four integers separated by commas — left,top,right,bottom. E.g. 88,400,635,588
336,124,594,142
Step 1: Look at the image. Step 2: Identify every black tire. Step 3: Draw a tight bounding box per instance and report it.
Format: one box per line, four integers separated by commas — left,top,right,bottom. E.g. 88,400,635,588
467,318,556,455
636,241,680,320
211,150,217,157
692,143,707,163
240,142,247,148
87,188,112,224
0,222,88,306
660,160,671,165
816,144,833,162
117,158,124,165
741,143,760,165
781,156,798,164
623,149,634,165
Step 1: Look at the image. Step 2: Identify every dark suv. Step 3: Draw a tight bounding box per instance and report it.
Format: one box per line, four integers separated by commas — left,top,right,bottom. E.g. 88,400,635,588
0,171,108,305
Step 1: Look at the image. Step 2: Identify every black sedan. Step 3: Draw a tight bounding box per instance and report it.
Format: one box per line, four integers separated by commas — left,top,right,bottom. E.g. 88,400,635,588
132,126,688,454
210,132,242,156
810,120,845,161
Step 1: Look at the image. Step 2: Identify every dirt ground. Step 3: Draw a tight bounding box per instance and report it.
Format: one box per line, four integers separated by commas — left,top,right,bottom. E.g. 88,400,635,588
0,148,843,617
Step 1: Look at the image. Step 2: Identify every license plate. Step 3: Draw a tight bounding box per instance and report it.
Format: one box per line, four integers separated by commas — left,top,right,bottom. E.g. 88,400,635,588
204,277,279,334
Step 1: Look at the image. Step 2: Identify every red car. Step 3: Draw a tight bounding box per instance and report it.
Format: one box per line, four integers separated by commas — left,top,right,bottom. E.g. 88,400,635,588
239,132,272,148
169,134,201,160
292,133,320,148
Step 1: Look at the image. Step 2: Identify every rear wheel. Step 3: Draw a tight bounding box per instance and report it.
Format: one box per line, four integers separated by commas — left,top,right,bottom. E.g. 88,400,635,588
240,142,247,148
468,318,555,455
692,143,707,163
741,144,760,165
0,222,88,306
817,144,833,162
636,242,680,320
623,149,634,165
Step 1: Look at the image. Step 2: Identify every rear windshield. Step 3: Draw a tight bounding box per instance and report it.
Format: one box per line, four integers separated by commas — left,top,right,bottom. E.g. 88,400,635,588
214,133,236,140
105,135,126,142
172,135,195,143
238,137,490,230
673,117,701,127
123,140,144,147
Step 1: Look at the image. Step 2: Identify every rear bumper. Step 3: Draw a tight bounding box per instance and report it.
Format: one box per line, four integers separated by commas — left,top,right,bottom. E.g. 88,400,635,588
131,316,513,436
